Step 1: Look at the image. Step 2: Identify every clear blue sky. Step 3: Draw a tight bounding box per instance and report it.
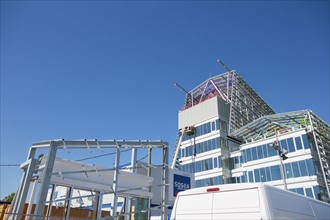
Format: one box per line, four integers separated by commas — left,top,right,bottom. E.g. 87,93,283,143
1,0,329,199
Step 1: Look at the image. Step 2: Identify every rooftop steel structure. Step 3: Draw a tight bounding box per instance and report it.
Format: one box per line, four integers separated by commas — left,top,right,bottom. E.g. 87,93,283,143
180,71,275,134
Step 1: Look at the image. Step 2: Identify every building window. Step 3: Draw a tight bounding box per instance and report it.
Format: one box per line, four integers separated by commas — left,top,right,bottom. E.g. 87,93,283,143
302,134,310,149
287,138,295,153
306,159,315,176
285,163,293,178
248,171,254,182
270,165,281,181
295,137,303,150
305,188,313,198
292,161,301,177
298,160,308,176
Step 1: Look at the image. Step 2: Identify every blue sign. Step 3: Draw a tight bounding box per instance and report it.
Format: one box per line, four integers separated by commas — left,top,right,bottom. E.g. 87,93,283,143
173,174,191,196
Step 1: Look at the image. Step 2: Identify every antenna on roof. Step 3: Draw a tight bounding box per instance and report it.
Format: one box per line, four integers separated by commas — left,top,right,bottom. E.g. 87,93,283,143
174,82,189,95
217,58,232,72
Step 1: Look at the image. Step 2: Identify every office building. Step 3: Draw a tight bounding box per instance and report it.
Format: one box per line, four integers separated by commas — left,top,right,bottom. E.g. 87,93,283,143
174,71,330,202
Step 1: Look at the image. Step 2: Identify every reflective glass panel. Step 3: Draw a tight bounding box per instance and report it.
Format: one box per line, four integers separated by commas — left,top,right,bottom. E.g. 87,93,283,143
292,161,301,177
270,165,281,181
302,134,310,149
285,163,293,178
254,169,260,182
252,147,257,161
280,139,288,151
296,188,304,195
305,188,313,198
306,159,316,176
257,146,263,160
262,144,269,158
295,137,303,150
287,138,295,153
260,168,266,182
299,160,308,176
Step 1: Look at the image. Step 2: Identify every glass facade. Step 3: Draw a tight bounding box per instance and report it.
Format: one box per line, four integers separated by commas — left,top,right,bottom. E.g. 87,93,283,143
242,134,310,163
181,156,223,173
243,159,315,183
182,119,227,141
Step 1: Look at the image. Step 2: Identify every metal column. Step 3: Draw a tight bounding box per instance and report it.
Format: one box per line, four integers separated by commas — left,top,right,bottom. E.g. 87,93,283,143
33,142,57,220
131,148,137,173
12,158,37,220
111,144,121,220
161,145,168,220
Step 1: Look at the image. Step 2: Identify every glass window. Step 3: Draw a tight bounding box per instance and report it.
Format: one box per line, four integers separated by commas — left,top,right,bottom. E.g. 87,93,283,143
195,161,199,172
213,157,218,168
306,159,315,176
190,146,194,156
270,165,281,181
257,146,263,160
252,147,257,161
287,138,295,153
285,163,293,179
302,134,310,149
204,160,209,171
196,180,201,188
181,148,185,158
260,168,267,182
216,137,220,149
211,121,216,131
218,156,222,168
218,176,223,185
201,142,206,153
262,144,269,158
299,160,308,176
280,139,288,151
289,188,296,193
265,167,272,181
241,172,246,183
267,144,277,157
305,188,313,198
248,171,254,182
196,143,200,154
313,186,320,200
292,161,301,177
204,178,210,186
208,158,213,170
295,137,303,150
254,169,260,182
246,149,252,162
296,188,304,195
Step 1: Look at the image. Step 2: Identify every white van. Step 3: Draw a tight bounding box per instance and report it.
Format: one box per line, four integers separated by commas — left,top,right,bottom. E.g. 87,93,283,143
170,183,330,220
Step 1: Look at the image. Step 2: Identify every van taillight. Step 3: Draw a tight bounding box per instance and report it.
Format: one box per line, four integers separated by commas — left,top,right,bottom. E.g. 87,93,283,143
207,187,220,192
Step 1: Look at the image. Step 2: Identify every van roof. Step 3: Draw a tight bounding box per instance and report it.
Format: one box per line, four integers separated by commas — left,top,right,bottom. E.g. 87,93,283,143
177,183,271,196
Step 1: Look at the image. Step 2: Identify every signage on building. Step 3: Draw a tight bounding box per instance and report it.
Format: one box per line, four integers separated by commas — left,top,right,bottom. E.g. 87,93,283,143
173,174,191,196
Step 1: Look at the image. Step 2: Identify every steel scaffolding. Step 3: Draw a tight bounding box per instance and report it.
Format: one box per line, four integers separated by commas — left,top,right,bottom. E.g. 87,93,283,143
180,71,275,134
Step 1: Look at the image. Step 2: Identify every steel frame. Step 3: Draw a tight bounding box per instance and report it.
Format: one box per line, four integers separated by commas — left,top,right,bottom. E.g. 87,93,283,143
8,139,169,220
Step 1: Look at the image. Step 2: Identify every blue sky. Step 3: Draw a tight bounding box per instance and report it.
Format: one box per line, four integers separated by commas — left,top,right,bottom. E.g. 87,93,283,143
1,0,329,199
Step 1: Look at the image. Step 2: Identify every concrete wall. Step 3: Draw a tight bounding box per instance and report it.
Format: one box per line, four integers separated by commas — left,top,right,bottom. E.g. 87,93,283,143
178,97,230,129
